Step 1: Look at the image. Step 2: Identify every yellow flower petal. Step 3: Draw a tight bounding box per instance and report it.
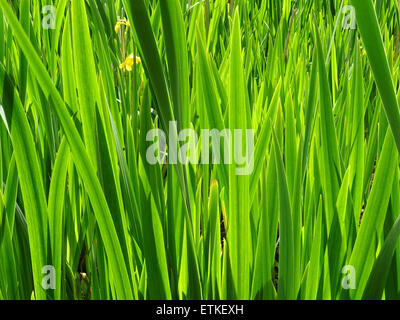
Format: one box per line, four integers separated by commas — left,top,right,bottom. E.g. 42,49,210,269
114,19,130,34
115,22,122,34
120,54,142,72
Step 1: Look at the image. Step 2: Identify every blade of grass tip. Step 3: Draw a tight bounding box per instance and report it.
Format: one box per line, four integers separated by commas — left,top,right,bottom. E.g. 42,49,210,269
272,130,296,300
228,8,251,299
325,0,344,66
52,0,69,70
350,0,400,155
0,0,133,299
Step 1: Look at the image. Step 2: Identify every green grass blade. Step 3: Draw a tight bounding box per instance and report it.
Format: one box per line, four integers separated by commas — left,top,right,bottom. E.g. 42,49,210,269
348,129,398,299
272,131,295,300
362,214,400,299
227,9,251,299
350,0,400,155
47,138,69,300
71,0,99,165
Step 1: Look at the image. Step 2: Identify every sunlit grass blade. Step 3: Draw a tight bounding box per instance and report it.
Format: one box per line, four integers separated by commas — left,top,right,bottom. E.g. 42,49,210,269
48,138,69,300
227,9,251,299
348,129,398,299
362,214,400,299
71,0,99,165
350,0,400,155
0,71,48,299
272,131,295,300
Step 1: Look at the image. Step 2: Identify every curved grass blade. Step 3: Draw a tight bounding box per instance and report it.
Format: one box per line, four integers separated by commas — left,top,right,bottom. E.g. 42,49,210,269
0,78,48,299
362,214,400,299
348,128,398,299
350,0,400,155
71,0,99,165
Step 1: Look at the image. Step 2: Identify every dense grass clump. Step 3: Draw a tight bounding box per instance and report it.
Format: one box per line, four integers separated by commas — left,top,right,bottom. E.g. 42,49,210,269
1,0,400,300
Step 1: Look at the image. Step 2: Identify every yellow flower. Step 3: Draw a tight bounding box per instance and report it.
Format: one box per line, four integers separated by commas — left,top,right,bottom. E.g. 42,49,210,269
360,45,367,56
119,54,142,72
115,19,130,34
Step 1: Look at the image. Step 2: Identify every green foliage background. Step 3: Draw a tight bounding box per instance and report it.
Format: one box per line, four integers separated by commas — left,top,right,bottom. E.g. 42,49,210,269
0,0,400,300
